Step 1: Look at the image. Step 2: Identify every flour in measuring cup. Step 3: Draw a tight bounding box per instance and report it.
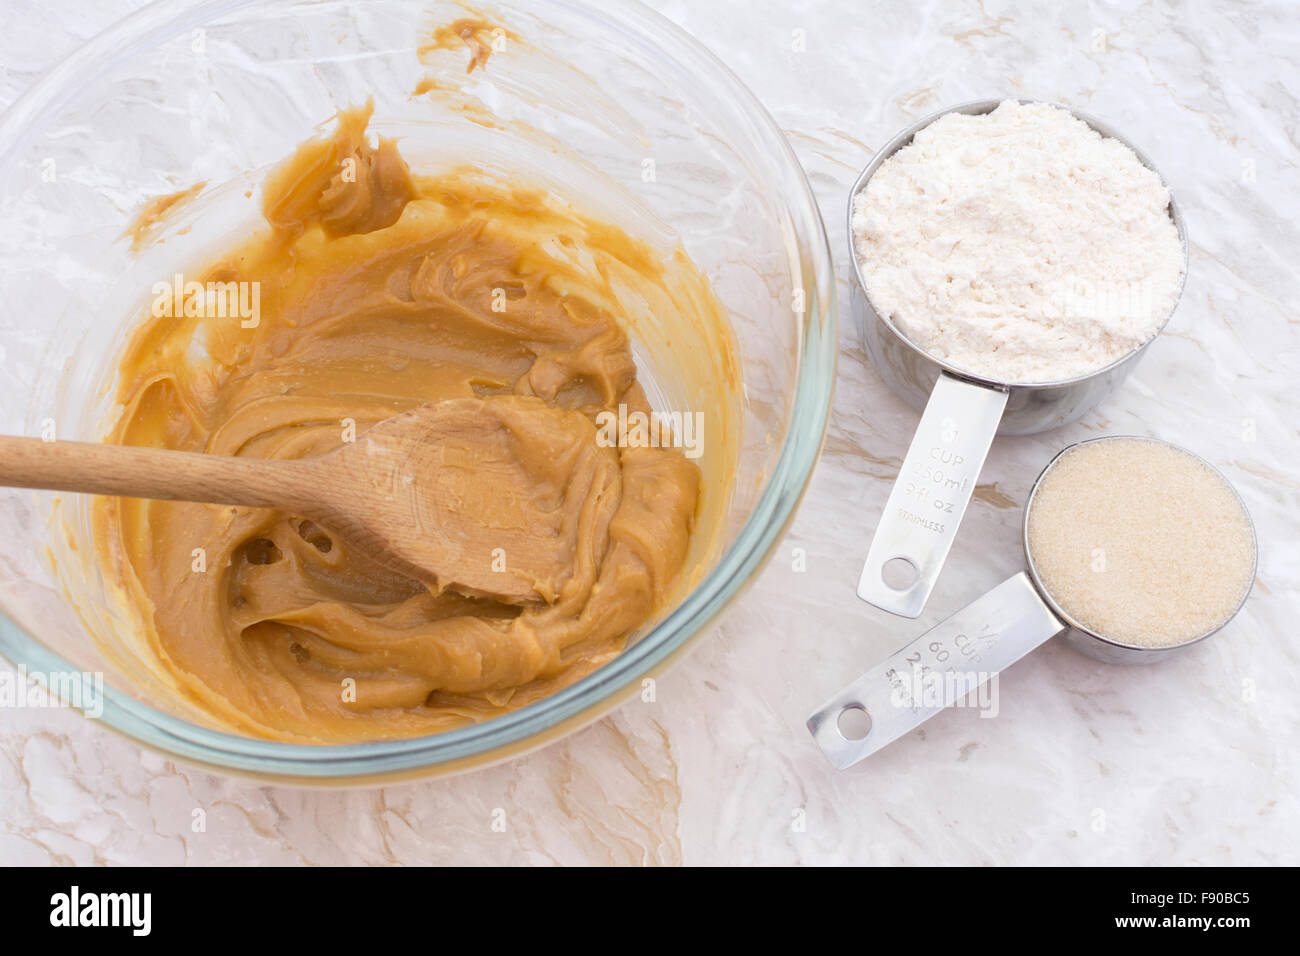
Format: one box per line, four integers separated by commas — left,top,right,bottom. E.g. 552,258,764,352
852,100,1185,383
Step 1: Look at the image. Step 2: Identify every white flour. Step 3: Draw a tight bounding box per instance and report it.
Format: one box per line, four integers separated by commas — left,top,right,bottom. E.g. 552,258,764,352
852,100,1185,383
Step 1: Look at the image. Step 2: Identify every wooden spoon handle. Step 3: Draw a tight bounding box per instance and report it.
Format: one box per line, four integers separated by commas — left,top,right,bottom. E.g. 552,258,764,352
0,435,322,513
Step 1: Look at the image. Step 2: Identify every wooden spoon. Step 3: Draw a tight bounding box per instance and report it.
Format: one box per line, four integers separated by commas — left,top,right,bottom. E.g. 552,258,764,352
0,398,597,605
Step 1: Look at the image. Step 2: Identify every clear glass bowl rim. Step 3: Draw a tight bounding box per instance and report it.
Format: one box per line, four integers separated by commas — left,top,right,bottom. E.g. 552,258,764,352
0,0,837,781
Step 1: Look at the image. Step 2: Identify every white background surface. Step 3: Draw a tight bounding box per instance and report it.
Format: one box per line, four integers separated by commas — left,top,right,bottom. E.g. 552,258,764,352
1,0,1297,865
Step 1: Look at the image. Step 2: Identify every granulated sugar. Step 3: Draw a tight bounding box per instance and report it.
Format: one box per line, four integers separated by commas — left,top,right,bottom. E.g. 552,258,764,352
1026,438,1255,648
852,100,1185,384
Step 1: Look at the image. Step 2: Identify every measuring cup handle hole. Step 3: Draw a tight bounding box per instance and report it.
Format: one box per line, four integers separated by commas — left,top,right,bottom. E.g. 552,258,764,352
837,704,873,741
881,556,919,591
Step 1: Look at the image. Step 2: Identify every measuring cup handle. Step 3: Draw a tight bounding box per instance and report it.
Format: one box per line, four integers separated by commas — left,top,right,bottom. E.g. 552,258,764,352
858,372,1009,618
807,571,1066,769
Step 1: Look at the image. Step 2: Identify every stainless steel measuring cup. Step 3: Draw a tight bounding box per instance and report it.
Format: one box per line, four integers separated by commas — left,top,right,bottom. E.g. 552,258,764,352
808,437,1257,770
851,100,1190,618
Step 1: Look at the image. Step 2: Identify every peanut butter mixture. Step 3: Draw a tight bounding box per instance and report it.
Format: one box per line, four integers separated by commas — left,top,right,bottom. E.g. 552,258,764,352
95,106,707,742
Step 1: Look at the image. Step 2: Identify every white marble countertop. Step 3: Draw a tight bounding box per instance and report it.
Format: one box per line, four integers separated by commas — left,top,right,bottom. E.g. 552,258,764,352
2,0,1297,866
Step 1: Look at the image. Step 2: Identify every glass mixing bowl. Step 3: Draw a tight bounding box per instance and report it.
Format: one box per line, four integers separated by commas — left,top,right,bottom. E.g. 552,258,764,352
0,0,835,783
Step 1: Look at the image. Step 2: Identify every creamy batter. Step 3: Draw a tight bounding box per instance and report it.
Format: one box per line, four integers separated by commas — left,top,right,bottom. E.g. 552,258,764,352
95,105,717,742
